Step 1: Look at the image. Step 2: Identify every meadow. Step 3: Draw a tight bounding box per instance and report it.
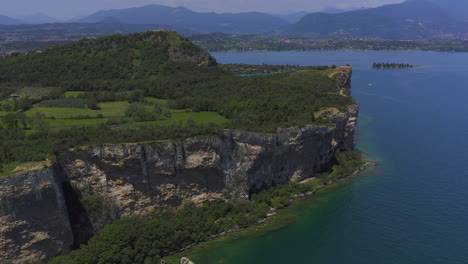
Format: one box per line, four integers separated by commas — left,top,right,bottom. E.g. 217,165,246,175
1,94,227,130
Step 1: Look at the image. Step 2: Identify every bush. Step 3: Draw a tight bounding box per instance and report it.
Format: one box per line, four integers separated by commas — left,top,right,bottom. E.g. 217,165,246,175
86,97,101,110
125,102,167,122
81,193,105,214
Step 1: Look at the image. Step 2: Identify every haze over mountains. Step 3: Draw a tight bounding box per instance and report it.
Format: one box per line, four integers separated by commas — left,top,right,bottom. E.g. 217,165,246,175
0,14,22,25
13,13,59,24
288,0,468,38
0,0,467,39
427,0,468,21
78,4,287,34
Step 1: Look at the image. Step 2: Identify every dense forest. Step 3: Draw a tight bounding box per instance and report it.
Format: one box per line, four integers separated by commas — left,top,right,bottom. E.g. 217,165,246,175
0,30,354,175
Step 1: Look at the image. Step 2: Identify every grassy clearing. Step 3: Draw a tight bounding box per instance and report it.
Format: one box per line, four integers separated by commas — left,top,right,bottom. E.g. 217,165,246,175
0,161,49,179
26,106,99,119
324,66,352,78
25,101,130,118
41,111,226,128
314,107,340,119
98,102,130,117
63,91,88,98
17,97,225,129
46,118,108,127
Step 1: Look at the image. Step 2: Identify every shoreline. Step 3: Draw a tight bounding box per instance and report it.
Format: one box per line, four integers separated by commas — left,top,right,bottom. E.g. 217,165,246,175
163,159,377,264
208,48,468,53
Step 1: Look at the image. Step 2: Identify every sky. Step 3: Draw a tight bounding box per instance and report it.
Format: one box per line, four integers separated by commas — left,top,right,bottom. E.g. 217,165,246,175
1,0,405,20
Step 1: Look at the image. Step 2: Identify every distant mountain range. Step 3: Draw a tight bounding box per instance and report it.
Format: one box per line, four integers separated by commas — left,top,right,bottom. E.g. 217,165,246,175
0,14,22,25
13,13,59,24
320,7,365,14
0,13,59,25
286,0,468,39
78,5,287,34
0,0,467,39
273,12,309,24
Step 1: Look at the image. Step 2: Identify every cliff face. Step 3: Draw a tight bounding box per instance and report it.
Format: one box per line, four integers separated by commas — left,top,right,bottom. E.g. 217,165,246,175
0,69,356,263
0,167,73,264
58,104,357,233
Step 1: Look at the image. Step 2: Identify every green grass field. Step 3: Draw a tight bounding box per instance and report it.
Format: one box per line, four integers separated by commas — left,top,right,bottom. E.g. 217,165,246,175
0,161,49,179
63,91,88,98
44,111,227,128
25,101,130,118
46,118,108,127
3,95,227,131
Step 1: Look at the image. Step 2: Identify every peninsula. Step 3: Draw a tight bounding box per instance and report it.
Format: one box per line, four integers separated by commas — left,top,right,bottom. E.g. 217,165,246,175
0,31,361,264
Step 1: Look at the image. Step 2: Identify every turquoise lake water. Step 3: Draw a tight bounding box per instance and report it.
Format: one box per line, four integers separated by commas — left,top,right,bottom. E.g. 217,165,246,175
193,50,468,264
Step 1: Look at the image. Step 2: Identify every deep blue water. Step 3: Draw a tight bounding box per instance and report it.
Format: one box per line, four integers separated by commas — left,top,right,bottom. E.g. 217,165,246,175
193,50,468,264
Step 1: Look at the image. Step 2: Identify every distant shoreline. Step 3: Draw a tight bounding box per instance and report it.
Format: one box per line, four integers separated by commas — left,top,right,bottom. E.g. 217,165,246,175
190,36,468,53
3,36,468,55
206,47,468,53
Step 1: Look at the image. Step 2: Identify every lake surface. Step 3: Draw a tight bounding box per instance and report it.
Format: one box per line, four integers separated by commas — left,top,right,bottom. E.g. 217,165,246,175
192,50,468,264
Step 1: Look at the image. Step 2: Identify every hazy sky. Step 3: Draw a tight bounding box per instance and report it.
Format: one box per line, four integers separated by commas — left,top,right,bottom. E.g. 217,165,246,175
1,0,405,19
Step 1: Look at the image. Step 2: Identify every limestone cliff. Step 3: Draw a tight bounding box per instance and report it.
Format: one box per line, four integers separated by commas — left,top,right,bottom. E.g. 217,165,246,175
58,103,357,235
0,167,73,264
0,68,356,263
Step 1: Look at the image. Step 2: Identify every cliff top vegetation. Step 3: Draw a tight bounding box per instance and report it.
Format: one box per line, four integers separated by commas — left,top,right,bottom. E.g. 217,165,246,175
0,30,355,176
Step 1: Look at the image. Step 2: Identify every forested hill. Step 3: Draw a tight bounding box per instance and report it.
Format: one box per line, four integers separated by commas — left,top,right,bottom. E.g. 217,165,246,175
0,30,354,175
0,30,217,87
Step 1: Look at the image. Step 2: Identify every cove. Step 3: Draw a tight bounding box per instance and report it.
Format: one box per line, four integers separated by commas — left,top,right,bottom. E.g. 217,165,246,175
182,50,468,264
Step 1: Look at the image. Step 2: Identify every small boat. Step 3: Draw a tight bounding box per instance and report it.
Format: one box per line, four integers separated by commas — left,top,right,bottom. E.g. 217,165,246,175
368,83,373,87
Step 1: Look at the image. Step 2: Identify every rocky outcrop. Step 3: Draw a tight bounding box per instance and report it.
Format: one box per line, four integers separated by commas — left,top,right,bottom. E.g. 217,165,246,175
55,104,357,236
329,66,352,96
180,257,196,264
0,167,73,264
45,104,356,252
0,68,356,263
168,46,217,66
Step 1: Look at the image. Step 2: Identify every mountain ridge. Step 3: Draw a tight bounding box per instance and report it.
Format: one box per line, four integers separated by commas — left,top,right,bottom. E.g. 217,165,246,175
285,0,467,39
13,13,59,24
0,14,23,25
78,4,288,34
